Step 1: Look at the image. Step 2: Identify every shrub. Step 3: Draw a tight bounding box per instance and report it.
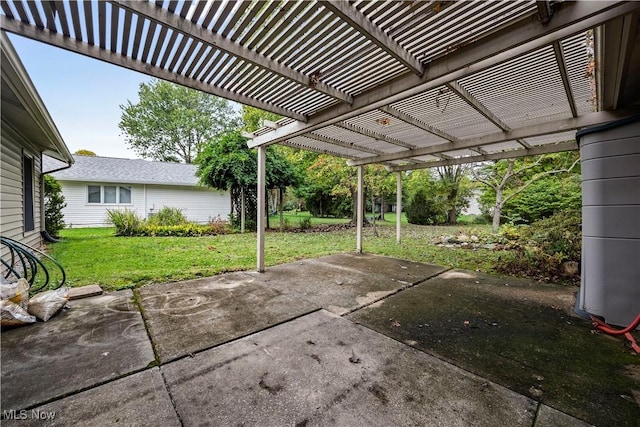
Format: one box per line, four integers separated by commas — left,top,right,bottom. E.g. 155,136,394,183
107,209,142,236
149,206,187,226
520,209,582,260
299,217,312,230
208,215,233,234
44,175,66,237
405,190,441,225
494,210,582,282
139,223,214,237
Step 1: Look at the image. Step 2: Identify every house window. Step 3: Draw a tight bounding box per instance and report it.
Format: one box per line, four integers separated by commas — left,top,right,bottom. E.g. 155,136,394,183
104,186,117,203
23,154,35,232
87,185,132,204
119,186,131,204
88,185,101,203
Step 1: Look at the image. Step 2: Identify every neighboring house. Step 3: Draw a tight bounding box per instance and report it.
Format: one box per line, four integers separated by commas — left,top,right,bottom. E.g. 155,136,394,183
47,155,230,227
0,31,74,248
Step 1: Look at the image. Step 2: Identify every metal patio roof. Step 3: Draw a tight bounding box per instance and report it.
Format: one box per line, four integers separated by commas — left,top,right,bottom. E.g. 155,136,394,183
1,1,639,171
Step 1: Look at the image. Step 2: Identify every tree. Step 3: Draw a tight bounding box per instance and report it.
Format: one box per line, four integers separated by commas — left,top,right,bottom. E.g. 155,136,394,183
405,189,440,225
434,165,473,224
474,152,580,231
196,130,299,231
301,155,357,220
404,169,445,223
119,79,240,163
44,175,66,237
364,165,394,235
74,149,96,156
241,106,282,132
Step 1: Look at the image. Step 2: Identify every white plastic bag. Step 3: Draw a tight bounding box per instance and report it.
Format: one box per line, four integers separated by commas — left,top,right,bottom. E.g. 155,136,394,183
1,299,36,326
27,287,70,321
0,278,30,309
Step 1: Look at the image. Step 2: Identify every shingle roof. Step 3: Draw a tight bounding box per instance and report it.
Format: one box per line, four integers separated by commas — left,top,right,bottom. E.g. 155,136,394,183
47,155,200,187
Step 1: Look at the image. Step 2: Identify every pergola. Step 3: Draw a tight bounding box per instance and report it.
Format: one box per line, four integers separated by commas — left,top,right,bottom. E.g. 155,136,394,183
2,0,639,271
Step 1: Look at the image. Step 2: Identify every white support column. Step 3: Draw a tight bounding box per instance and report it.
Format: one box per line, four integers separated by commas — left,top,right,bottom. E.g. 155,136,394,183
257,146,266,272
356,165,364,254
396,171,402,244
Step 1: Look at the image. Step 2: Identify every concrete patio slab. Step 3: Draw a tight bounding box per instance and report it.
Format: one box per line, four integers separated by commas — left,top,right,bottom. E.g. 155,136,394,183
1,368,180,427
1,290,154,411
137,272,318,363
162,310,538,427
534,404,593,427
347,269,640,427
246,253,448,315
316,252,448,284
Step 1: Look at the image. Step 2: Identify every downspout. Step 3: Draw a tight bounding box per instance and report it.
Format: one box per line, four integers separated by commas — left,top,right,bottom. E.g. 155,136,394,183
40,153,73,242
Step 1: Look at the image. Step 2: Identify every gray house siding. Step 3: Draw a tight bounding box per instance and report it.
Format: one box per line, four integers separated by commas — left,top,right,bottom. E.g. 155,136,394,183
1,121,43,248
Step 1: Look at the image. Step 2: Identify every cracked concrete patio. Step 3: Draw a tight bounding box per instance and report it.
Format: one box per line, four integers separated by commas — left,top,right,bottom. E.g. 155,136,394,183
1,253,637,426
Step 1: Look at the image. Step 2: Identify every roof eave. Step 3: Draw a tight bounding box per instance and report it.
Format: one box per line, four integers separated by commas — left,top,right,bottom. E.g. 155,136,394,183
0,30,74,164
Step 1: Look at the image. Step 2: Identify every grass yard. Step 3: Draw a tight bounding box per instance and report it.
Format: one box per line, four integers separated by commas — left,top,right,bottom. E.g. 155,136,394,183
267,210,351,229
49,222,498,291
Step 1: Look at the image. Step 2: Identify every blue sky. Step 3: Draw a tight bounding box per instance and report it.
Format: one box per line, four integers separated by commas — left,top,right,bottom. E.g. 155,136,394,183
9,33,151,159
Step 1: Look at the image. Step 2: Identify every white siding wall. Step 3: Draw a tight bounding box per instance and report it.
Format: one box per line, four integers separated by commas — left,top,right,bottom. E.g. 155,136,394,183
59,181,230,227
1,123,43,248
58,181,145,227
146,185,230,224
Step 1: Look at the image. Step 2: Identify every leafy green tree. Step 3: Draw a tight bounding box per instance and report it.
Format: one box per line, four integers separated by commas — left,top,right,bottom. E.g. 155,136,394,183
434,165,473,224
405,189,441,225
300,155,356,220
196,130,299,231
241,106,282,133
500,174,581,224
119,79,240,163
74,149,96,156
43,175,66,237
474,152,580,231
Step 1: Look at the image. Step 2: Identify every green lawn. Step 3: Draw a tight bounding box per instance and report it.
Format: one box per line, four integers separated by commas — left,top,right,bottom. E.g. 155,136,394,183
49,222,497,291
267,211,409,229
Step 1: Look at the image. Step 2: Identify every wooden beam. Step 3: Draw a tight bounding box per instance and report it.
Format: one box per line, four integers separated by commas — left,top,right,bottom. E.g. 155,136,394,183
110,0,353,105
552,41,578,117
349,108,639,166
387,141,578,172
598,12,638,110
0,16,307,122
335,122,416,149
446,81,511,131
378,105,458,142
319,0,424,76
304,132,385,156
